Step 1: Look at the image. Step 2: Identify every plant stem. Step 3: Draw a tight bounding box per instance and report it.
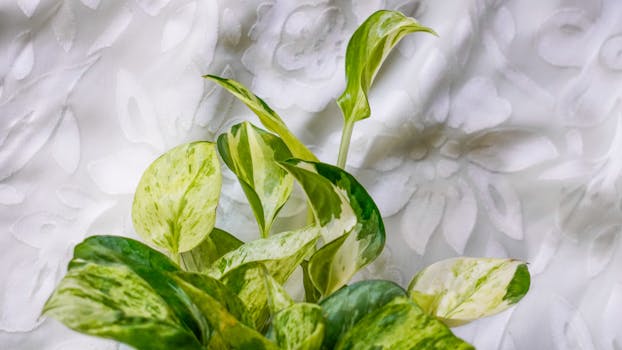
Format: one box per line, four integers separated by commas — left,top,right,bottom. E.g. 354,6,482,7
336,121,355,168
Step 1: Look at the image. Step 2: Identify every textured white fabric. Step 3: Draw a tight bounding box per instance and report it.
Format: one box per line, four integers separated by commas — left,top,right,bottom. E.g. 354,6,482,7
1,0,621,349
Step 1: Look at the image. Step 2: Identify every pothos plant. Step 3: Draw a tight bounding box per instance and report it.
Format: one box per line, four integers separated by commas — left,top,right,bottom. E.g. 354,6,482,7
42,10,530,350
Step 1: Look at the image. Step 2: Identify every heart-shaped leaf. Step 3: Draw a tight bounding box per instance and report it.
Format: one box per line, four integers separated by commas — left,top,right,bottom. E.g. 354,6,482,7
279,160,385,296
180,228,243,273
205,75,317,162
319,280,406,349
132,142,221,254
218,122,294,237
337,10,435,125
43,236,208,349
268,303,326,350
335,297,473,350
408,258,530,327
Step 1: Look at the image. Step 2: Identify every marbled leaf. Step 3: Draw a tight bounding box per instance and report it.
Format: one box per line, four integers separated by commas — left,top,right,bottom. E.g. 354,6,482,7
173,273,278,350
269,303,325,350
218,122,294,237
335,297,473,350
337,10,435,124
408,258,530,327
319,280,406,349
43,236,209,349
132,142,221,254
180,228,243,273
279,160,385,296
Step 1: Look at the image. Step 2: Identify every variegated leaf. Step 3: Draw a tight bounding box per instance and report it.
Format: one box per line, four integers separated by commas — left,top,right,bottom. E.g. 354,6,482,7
132,142,221,254
220,262,293,331
218,122,294,237
337,10,435,125
205,75,317,161
279,160,385,296
319,280,406,349
43,236,208,349
335,297,474,350
173,274,279,350
180,228,243,273
206,226,320,283
408,258,530,327
268,303,325,350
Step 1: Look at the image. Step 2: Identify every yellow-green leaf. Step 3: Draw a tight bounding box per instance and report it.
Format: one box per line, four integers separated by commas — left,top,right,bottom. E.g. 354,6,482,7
269,303,326,350
337,10,435,125
173,274,279,350
408,258,531,327
206,226,321,283
279,160,385,297
218,122,294,237
335,297,473,350
219,262,293,332
132,142,221,254
43,236,209,350
205,75,317,162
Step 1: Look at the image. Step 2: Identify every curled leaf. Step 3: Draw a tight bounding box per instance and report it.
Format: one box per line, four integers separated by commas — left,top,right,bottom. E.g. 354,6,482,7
132,142,221,254
218,122,294,237
337,10,436,124
408,257,530,327
205,75,317,161
279,160,385,296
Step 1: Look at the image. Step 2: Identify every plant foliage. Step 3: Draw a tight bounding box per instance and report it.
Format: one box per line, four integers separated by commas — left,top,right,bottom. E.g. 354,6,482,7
43,10,530,350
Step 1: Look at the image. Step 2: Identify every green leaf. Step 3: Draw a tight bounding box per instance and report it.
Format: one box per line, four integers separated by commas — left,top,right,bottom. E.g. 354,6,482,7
43,236,208,349
269,303,326,350
335,297,473,350
206,226,321,283
279,160,385,296
408,258,531,327
132,141,221,254
219,262,293,331
180,228,244,273
173,274,279,350
337,10,435,125
319,280,407,349
173,271,255,329
205,75,317,162
218,122,294,237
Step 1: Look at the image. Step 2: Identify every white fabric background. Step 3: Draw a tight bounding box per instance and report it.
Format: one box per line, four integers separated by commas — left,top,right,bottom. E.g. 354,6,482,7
1,0,621,349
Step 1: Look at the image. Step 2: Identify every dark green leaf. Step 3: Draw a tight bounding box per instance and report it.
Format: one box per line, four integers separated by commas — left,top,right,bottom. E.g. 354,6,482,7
319,280,406,349
335,297,474,350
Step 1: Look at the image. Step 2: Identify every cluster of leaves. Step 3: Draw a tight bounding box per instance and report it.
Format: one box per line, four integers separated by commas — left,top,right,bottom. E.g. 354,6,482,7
42,10,530,350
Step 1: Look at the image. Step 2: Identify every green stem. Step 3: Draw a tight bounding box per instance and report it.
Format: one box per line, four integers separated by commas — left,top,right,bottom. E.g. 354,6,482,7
336,121,355,168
